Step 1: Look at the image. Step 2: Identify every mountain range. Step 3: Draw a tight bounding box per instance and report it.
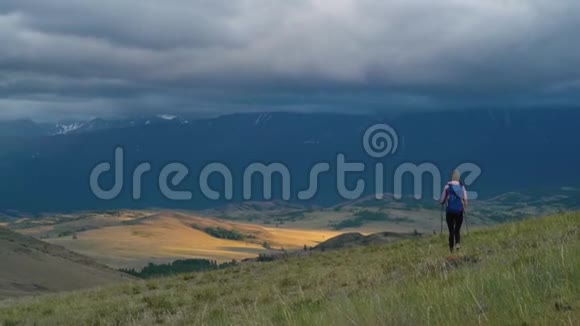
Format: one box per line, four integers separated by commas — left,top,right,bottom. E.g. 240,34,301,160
0,108,579,212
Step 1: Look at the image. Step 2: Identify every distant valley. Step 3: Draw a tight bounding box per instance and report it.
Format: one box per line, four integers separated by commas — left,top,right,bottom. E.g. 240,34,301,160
3,187,578,270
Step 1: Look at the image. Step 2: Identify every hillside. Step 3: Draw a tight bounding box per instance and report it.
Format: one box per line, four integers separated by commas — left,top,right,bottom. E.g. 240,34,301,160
8,211,340,269
204,188,580,231
0,228,132,299
5,188,579,270
0,212,577,325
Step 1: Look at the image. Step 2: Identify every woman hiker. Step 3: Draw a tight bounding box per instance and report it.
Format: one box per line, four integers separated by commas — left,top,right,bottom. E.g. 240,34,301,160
440,170,468,252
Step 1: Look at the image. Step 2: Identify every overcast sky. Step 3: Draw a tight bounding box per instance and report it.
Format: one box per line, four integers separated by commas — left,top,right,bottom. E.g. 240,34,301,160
1,0,579,121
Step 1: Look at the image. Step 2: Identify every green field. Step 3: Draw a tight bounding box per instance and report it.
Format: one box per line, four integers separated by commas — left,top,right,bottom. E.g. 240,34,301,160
0,212,578,325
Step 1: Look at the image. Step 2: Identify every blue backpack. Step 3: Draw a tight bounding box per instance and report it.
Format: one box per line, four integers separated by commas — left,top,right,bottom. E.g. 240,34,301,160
446,183,464,214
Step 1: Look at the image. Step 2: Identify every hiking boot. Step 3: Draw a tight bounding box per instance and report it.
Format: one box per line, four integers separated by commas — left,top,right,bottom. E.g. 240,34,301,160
455,244,461,250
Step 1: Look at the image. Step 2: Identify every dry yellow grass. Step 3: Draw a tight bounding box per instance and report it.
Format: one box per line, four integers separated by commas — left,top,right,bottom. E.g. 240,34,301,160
10,207,453,271
42,212,339,269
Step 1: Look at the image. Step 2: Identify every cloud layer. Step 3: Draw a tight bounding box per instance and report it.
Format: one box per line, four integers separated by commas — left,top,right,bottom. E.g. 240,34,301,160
1,0,580,120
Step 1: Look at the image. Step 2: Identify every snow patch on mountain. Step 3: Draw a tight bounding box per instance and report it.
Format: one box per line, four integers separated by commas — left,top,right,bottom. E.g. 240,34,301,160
304,139,320,145
254,113,272,126
54,122,85,135
157,114,178,121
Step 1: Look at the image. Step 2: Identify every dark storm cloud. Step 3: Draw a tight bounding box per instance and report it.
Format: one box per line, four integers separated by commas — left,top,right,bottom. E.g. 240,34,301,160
1,0,580,120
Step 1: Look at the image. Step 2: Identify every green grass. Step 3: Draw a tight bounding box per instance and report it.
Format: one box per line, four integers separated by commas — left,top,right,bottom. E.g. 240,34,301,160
1,212,579,325
332,210,410,230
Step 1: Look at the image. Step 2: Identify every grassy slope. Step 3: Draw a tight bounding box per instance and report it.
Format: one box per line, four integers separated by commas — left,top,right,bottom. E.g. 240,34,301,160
0,228,132,300
0,213,578,325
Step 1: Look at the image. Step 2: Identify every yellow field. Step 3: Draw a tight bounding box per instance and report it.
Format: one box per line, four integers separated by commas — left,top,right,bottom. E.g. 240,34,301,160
37,212,340,269
9,203,489,270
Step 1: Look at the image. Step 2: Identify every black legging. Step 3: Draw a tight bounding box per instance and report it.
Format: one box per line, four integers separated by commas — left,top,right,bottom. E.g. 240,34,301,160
446,212,464,249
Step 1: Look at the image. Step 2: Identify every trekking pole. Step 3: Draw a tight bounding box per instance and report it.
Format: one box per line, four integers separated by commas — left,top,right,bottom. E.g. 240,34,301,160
465,211,469,236
440,204,444,236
